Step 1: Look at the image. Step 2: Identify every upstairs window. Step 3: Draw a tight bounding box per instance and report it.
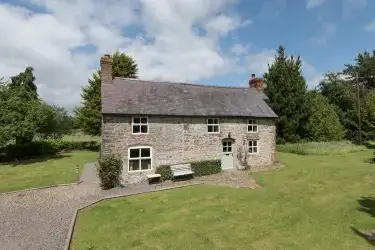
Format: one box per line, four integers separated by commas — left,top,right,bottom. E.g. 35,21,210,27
207,118,220,133
248,119,258,133
132,116,148,134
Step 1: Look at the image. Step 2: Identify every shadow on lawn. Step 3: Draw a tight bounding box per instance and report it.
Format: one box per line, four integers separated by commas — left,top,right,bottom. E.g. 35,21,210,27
364,142,375,150
351,197,375,246
0,154,72,167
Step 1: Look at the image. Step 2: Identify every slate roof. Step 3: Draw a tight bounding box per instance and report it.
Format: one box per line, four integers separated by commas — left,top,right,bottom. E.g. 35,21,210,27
102,78,277,118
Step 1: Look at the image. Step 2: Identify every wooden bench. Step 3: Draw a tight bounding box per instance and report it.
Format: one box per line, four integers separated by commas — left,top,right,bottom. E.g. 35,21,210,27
147,174,161,184
171,163,194,179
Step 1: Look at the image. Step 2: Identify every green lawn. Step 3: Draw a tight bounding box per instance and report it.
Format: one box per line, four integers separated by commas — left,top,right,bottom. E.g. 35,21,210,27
71,150,375,250
0,151,98,193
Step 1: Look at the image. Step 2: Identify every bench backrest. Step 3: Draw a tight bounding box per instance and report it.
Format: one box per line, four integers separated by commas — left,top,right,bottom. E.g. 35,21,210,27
171,163,192,173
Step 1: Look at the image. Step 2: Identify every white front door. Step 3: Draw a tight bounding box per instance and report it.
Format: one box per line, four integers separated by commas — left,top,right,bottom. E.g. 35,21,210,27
221,140,233,169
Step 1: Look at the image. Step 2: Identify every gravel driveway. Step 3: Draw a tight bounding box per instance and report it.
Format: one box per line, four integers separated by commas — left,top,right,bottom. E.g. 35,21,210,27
0,163,193,250
0,184,101,250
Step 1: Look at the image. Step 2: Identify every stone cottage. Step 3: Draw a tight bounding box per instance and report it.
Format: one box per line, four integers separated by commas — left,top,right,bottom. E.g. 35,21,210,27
100,55,277,184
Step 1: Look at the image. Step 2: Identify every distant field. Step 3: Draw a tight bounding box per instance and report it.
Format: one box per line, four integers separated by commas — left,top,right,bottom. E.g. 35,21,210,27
62,134,100,142
277,141,367,155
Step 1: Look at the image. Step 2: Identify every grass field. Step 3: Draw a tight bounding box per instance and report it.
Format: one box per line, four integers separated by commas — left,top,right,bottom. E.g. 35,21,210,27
277,141,367,155
71,150,375,250
62,134,100,142
0,151,98,193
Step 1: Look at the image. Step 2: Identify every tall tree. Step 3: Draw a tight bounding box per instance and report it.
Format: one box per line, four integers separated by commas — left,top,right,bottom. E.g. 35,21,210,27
9,67,38,100
112,50,138,78
344,50,375,90
264,46,308,143
75,72,102,136
75,51,138,136
319,72,375,141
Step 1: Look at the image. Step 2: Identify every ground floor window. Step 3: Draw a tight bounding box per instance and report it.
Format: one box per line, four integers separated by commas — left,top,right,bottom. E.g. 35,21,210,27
128,147,152,171
248,140,258,154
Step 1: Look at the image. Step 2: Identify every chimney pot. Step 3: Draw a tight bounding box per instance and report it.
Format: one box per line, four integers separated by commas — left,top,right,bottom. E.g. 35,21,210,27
249,74,264,92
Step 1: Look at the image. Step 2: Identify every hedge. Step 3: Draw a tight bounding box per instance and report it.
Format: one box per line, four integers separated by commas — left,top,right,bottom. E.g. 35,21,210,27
97,154,123,189
155,159,221,180
0,140,100,162
190,160,221,177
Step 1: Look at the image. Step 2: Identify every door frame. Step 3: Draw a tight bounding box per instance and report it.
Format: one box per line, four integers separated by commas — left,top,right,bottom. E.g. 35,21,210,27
221,138,235,169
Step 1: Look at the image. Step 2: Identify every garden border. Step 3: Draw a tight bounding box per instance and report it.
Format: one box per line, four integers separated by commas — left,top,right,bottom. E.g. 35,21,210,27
63,183,203,250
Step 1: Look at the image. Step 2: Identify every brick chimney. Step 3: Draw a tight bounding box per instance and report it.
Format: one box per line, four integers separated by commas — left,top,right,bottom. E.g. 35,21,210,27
249,73,264,92
100,54,113,85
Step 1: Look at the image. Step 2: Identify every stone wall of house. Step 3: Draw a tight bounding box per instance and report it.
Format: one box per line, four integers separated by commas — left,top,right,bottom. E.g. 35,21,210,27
101,115,276,184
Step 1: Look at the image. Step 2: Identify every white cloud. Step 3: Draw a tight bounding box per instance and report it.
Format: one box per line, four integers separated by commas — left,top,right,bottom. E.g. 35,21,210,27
245,50,275,76
302,60,324,88
0,1,139,111
312,22,336,45
306,0,326,9
205,15,251,36
0,0,323,112
230,44,251,55
0,0,248,111
365,19,375,32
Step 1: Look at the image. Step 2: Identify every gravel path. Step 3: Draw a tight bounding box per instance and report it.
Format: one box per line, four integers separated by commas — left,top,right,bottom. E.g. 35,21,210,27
0,163,263,250
0,184,101,250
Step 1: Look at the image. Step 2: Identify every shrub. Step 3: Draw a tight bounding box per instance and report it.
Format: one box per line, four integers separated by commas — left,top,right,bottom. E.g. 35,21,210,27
371,150,375,164
155,165,172,181
306,92,346,141
97,154,123,190
191,160,221,177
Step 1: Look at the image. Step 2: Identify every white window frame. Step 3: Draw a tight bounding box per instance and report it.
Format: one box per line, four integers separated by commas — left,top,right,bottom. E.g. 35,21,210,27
248,119,258,133
207,118,220,133
248,140,259,154
222,140,233,153
132,116,149,134
128,146,152,172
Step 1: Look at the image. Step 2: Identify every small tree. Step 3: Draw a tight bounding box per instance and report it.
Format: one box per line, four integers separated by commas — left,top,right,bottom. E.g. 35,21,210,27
97,154,123,189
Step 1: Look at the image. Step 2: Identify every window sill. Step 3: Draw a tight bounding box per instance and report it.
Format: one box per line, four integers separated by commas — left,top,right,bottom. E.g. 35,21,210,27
128,169,153,173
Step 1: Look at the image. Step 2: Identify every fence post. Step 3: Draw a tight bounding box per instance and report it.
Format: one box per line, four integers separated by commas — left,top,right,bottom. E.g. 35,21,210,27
76,165,79,184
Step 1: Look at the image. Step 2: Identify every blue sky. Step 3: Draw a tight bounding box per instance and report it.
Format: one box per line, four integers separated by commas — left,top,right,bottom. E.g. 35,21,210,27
0,0,374,110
